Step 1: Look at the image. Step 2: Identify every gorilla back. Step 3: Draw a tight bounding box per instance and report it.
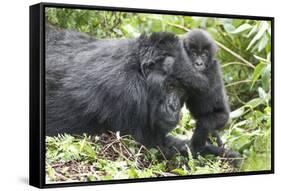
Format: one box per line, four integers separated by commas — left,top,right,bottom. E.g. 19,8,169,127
45,25,183,148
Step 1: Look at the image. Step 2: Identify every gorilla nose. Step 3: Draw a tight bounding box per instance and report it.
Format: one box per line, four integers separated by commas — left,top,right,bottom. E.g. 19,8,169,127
169,104,177,111
195,61,203,66
168,101,180,112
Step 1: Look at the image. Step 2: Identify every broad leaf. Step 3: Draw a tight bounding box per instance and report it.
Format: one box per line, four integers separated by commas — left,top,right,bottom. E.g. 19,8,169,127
230,23,252,34
251,63,266,88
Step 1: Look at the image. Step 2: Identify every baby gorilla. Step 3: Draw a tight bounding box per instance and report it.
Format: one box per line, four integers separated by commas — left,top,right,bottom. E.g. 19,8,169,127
181,29,240,159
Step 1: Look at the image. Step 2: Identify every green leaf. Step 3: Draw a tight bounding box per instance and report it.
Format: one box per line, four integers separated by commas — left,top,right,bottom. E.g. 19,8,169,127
102,175,113,180
245,98,264,108
258,87,267,101
232,120,247,129
247,25,257,37
128,168,139,178
251,63,266,88
87,175,96,181
261,64,271,91
258,35,268,52
171,168,187,176
254,55,271,64
230,23,252,34
230,107,245,119
247,21,268,50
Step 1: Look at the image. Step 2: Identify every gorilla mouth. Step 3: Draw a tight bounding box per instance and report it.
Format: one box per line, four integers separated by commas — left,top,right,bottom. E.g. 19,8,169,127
194,64,206,71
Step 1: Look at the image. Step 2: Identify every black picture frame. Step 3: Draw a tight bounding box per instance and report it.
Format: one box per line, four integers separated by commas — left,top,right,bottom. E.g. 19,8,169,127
30,2,275,188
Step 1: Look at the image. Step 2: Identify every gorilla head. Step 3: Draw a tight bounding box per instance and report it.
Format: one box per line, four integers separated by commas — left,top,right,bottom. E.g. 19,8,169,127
182,29,217,71
147,73,185,134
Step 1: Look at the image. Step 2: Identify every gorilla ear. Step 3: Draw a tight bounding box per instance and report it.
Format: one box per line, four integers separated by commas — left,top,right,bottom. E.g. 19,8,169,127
141,56,175,78
183,38,194,54
141,60,155,78
162,56,175,74
183,38,189,50
211,42,218,56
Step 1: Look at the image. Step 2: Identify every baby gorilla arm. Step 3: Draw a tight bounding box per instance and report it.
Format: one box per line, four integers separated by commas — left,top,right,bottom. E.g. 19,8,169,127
174,65,210,94
173,50,211,94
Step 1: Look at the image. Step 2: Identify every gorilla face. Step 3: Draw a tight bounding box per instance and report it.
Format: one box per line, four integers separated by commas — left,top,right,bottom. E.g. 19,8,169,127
182,29,218,72
147,75,185,134
187,48,209,71
156,90,182,132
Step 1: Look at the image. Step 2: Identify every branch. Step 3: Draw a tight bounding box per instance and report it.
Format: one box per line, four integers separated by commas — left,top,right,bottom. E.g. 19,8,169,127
225,79,252,88
222,62,253,69
168,23,255,69
216,41,255,69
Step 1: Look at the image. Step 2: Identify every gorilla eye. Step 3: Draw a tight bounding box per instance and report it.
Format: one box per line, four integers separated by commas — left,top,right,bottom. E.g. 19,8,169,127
175,88,184,97
167,83,175,92
190,50,197,58
202,50,209,58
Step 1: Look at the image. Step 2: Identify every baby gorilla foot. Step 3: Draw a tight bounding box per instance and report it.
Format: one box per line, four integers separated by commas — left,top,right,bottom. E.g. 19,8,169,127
220,148,242,167
199,144,242,167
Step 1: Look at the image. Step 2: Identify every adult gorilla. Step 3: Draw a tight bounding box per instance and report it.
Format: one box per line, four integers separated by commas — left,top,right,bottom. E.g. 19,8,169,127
45,25,204,156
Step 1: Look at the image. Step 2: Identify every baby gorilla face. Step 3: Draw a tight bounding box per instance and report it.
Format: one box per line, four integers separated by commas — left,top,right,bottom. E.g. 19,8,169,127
182,29,217,72
188,48,209,71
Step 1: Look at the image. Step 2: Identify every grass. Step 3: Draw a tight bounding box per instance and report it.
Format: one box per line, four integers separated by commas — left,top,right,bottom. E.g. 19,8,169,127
45,105,271,183
45,132,236,183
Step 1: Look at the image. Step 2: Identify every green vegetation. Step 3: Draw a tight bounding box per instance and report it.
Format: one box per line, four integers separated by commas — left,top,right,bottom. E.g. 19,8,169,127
45,8,272,183
46,132,235,183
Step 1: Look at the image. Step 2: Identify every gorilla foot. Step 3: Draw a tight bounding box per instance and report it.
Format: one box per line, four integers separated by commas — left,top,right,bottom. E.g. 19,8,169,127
192,144,242,167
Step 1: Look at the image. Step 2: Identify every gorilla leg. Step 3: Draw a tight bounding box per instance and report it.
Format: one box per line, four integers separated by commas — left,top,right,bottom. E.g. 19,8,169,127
191,110,231,154
191,112,241,164
208,131,223,147
191,116,210,155
207,110,229,146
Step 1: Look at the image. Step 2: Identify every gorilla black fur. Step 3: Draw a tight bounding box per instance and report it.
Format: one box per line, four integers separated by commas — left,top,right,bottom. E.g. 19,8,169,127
45,25,197,156
180,29,240,159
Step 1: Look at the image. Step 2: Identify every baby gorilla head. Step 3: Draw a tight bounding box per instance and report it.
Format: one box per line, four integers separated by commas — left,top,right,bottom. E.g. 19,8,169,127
182,29,217,71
